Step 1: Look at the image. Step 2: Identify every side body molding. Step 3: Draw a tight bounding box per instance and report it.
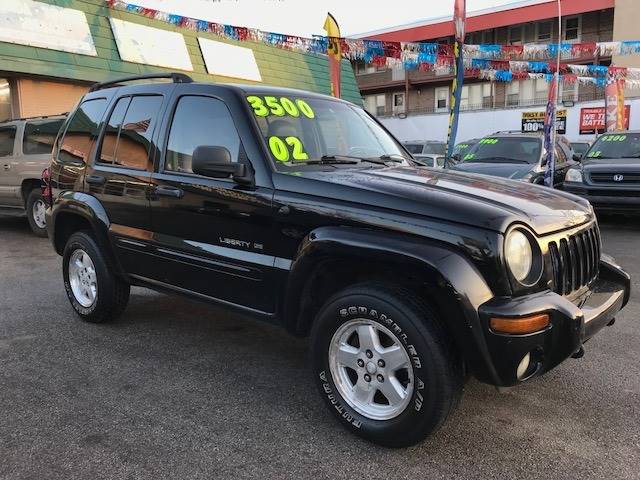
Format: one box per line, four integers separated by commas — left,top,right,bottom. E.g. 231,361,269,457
283,226,502,385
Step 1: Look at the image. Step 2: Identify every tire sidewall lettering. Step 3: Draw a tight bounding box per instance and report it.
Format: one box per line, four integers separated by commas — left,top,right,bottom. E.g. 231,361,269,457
337,304,425,413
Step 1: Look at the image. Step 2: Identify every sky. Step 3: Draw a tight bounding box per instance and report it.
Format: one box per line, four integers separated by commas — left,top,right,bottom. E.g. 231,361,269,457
133,0,541,37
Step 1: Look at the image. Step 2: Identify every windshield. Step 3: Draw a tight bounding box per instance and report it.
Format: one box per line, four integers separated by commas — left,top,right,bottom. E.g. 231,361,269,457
247,94,410,170
571,142,590,155
585,133,640,159
463,137,541,164
453,141,476,155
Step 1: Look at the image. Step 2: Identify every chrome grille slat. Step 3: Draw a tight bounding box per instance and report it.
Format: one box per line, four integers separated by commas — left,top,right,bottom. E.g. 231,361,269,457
549,223,600,296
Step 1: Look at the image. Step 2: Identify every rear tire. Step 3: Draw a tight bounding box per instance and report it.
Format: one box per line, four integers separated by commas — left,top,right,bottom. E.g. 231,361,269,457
26,189,47,237
62,231,130,323
310,282,463,447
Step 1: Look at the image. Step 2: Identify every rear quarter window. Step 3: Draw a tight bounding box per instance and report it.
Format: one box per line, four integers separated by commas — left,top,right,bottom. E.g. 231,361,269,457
0,125,16,156
58,98,108,164
23,118,64,155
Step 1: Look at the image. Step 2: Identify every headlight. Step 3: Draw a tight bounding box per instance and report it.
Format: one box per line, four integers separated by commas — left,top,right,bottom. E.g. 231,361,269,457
565,168,583,183
504,228,542,286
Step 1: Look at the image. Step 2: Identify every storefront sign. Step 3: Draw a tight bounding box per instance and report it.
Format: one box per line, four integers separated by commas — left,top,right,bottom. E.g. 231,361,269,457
0,0,96,56
580,106,630,134
522,110,566,134
109,18,193,71
198,38,262,82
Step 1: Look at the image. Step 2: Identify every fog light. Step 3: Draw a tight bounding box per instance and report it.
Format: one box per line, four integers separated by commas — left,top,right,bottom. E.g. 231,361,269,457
516,353,531,380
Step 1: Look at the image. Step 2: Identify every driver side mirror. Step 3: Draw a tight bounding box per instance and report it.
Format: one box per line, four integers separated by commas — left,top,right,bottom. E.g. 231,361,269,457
192,145,251,184
572,153,583,162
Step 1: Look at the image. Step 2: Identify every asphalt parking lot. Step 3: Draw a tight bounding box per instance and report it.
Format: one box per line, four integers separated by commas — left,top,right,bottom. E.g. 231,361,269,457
0,215,638,480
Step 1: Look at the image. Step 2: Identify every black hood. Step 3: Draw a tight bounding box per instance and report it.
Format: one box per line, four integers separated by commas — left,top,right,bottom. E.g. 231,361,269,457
274,165,592,236
581,157,640,171
450,161,536,180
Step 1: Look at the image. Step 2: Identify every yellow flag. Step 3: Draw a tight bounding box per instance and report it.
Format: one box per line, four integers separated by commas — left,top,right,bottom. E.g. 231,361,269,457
323,13,341,97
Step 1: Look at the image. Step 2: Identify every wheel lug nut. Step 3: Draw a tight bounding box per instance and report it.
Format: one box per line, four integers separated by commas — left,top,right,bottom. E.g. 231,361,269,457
365,350,373,359
377,359,385,368
364,374,371,382
377,374,384,382
357,359,364,368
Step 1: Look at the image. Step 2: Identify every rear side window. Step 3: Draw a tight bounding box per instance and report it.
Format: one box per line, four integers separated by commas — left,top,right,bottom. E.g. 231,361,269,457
0,126,16,156
165,96,241,174
404,144,423,154
23,118,64,155
58,99,107,164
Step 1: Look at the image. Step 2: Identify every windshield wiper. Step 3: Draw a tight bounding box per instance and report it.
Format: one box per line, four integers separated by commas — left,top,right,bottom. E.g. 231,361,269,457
305,155,361,165
361,154,406,165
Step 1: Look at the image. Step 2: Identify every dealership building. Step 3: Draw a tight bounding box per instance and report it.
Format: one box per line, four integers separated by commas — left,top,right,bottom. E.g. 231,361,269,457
0,0,361,123
352,0,638,118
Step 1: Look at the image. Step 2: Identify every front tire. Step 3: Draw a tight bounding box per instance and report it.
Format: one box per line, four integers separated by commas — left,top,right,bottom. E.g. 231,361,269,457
311,283,462,447
62,231,130,323
26,189,47,237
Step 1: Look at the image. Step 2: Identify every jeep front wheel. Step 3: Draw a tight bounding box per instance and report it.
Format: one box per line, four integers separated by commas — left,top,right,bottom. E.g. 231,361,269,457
62,231,130,323
310,282,462,447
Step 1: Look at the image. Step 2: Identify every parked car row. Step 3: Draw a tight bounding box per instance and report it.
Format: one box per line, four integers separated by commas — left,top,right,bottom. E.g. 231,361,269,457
403,132,638,214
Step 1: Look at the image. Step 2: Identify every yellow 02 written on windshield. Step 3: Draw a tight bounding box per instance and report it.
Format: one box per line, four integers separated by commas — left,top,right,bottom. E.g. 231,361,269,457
246,96,315,119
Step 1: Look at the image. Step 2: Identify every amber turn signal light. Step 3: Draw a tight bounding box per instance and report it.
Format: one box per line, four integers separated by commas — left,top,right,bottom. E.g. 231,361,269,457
490,313,550,334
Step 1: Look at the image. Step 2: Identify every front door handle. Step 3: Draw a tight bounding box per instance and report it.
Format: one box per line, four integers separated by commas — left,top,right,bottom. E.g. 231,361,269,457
86,175,106,185
3,164,9,171
154,185,184,199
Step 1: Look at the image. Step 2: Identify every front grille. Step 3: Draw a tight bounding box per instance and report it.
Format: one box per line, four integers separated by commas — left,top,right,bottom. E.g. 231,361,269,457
548,224,601,296
590,172,640,184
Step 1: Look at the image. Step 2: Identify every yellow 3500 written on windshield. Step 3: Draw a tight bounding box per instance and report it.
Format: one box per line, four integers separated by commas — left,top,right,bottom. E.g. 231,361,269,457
246,96,315,119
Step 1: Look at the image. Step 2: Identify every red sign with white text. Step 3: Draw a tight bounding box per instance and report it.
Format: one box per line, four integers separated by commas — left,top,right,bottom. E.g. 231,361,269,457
579,106,630,135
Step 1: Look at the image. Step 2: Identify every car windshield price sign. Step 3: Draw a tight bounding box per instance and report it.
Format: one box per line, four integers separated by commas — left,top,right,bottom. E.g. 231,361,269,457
522,110,567,134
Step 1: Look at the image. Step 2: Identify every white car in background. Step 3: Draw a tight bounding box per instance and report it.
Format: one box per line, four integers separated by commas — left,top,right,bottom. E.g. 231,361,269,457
403,140,447,168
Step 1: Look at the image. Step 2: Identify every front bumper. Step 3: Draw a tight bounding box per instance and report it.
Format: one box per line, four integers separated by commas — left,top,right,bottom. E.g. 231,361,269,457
564,183,640,212
477,257,630,386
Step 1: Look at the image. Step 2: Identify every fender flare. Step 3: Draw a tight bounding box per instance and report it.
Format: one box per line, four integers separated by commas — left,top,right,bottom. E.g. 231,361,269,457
50,192,125,276
283,226,502,385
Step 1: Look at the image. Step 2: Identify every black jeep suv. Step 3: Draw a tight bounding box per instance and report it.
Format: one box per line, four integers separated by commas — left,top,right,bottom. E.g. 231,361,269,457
45,74,630,447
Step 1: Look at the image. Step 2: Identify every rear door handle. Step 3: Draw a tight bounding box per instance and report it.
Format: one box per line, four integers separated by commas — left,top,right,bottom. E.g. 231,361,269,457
86,175,106,185
154,185,184,199
3,164,9,171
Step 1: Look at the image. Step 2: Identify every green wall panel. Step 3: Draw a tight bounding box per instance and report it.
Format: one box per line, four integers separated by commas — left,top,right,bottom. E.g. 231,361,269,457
0,0,362,104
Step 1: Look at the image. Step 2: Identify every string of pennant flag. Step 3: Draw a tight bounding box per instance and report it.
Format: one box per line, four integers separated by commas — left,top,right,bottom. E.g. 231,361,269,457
107,0,640,86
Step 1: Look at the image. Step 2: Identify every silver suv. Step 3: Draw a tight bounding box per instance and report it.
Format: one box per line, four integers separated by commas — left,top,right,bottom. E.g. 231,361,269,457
0,115,65,236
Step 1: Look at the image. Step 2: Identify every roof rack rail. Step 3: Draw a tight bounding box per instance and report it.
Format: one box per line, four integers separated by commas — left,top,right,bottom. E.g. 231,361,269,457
89,73,193,92
491,130,531,134
4,113,68,122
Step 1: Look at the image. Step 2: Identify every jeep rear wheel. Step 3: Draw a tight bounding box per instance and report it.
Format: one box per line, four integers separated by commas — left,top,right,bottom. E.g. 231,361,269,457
311,282,462,447
26,189,47,237
62,231,130,323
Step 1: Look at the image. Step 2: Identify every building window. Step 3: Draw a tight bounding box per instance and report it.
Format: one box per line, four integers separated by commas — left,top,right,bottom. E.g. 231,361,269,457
482,83,492,108
563,16,581,42
506,82,520,106
535,79,549,102
0,79,11,122
364,94,386,116
435,87,449,111
392,92,405,114
537,21,553,42
508,25,523,45
482,29,495,44
354,61,377,75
